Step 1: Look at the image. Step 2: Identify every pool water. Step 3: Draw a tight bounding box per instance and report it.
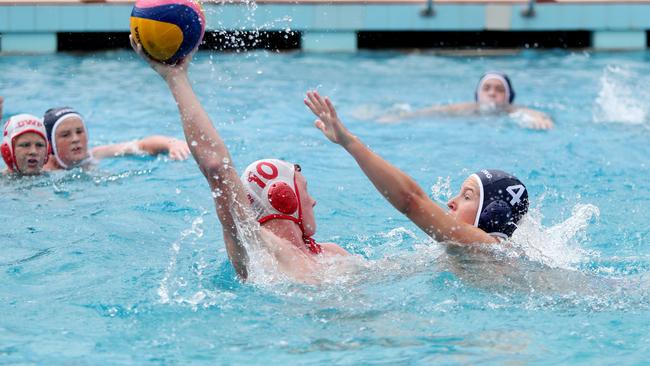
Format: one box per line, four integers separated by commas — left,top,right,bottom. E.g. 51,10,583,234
1,49,650,364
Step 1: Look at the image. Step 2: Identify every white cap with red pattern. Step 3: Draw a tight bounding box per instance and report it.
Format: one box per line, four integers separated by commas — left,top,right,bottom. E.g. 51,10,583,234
240,159,301,225
1,114,49,172
240,158,324,255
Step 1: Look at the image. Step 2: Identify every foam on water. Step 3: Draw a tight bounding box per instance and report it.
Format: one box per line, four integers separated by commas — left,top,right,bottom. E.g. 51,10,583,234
593,65,648,126
511,203,600,270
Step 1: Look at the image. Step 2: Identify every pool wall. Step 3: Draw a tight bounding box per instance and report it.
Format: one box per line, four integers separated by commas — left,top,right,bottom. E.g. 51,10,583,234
1,0,650,52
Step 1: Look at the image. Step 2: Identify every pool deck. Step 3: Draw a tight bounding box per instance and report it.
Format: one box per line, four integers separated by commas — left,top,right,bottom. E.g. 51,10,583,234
1,0,650,52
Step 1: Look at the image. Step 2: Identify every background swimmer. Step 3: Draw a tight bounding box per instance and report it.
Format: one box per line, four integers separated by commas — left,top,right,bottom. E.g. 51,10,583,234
378,71,554,130
1,114,49,176
42,107,191,171
306,91,529,246
132,37,351,284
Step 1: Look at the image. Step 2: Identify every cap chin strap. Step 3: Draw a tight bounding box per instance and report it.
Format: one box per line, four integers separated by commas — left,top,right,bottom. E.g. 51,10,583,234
257,174,323,255
50,113,92,169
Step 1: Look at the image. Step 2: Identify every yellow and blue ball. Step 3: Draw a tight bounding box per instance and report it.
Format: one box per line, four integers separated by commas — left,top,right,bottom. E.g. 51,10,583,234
130,0,206,64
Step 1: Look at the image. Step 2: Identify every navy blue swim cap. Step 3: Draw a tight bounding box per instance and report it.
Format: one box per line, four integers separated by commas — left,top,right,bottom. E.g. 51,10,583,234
43,107,82,143
471,169,528,238
474,72,516,104
43,107,87,168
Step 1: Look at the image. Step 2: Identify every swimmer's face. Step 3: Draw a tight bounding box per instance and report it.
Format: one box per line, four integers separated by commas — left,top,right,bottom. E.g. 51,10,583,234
13,132,48,175
54,117,88,167
478,78,508,106
447,176,481,226
295,171,317,236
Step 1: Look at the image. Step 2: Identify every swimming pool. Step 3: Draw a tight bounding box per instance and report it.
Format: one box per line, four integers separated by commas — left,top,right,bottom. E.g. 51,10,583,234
1,49,649,364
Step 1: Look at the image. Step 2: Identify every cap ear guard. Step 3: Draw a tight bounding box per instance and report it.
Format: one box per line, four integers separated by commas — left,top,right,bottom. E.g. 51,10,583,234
268,182,298,214
1,142,14,170
478,200,516,238
503,74,516,103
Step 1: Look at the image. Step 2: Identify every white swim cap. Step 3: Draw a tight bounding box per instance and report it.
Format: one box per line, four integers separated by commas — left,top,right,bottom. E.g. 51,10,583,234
475,71,516,104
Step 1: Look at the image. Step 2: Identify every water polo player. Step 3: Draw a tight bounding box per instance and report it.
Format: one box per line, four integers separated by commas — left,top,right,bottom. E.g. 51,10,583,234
2,114,50,176
378,71,554,130
131,36,350,283
306,91,529,245
42,107,191,170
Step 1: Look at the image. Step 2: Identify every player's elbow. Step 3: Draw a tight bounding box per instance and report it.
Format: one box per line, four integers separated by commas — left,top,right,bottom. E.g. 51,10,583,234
400,188,428,215
202,160,229,181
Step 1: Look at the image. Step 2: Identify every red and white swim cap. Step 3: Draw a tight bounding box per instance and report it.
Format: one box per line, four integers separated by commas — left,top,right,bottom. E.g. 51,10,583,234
1,114,49,172
240,158,323,255
241,159,301,224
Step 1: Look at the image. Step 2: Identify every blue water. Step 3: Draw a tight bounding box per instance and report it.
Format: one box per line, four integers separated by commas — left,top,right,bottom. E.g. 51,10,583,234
1,49,650,364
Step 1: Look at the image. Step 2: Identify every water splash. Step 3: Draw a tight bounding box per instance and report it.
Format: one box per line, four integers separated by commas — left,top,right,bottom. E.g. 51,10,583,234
509,109,542,129
429,176,452,205
592,65,647,125
350,103,413,122
350,104,384,121
202,1,294,51
511,203,600,270
157,213,237,310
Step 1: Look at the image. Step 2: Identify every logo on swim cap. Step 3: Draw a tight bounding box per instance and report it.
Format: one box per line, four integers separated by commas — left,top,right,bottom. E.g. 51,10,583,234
1,114,49,173
471,169,528,238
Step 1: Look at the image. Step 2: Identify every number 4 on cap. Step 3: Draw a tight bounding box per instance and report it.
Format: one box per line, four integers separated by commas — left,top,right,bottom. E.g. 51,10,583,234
506,184,525,205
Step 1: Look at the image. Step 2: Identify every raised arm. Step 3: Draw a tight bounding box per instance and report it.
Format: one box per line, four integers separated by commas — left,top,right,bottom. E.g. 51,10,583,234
305,91,496,245
91,135,190,160
131,36,252,279
377,103,478,123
